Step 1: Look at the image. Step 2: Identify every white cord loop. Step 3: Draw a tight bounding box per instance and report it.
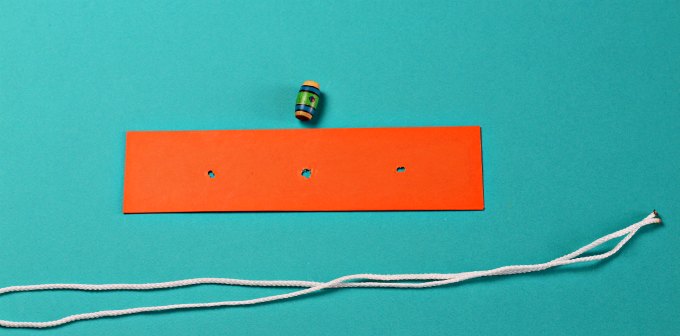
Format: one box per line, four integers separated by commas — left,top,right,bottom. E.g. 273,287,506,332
0,211,661,328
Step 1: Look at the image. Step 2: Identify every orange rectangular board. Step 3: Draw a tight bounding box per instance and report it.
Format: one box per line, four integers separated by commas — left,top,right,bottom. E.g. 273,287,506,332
123,126,484,213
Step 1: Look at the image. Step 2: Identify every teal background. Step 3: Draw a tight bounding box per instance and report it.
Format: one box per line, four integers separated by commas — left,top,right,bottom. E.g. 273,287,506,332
1,1,678,334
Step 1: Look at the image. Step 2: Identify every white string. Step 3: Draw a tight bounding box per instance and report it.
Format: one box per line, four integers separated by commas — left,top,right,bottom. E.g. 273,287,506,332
0,211,661,329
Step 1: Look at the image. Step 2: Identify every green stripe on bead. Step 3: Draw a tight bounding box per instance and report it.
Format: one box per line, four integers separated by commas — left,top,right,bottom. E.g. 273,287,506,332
296,91,319,108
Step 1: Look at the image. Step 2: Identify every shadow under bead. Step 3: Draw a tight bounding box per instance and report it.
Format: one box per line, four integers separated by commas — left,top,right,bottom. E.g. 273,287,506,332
295,80,320,121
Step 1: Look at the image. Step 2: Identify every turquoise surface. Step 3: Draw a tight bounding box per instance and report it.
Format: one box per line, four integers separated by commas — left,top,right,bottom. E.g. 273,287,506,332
1,1,679,334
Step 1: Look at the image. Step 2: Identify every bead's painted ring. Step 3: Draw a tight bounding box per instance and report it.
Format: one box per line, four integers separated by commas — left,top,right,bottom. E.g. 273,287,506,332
299,85,321,96
295,104,315,114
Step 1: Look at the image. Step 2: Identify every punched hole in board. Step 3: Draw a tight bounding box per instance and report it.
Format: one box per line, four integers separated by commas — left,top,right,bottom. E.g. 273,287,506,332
396,166,406,173
301,168,312,179
208,170,216,178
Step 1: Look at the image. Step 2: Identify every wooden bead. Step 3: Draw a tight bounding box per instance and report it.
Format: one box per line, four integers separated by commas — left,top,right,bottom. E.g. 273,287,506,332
295,80,320,121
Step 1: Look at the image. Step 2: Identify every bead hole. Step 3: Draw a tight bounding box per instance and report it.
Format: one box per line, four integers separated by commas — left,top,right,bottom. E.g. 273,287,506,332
301,168,312,179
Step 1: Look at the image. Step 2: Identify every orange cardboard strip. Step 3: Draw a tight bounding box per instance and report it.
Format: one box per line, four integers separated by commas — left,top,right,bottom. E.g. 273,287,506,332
123,126,484,213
